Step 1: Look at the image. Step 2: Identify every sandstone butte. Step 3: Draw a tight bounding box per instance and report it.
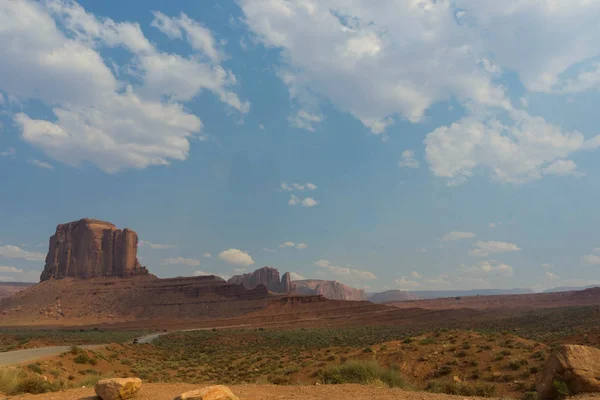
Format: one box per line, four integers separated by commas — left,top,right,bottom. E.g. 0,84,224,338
40,218,148,282
228,266,293,293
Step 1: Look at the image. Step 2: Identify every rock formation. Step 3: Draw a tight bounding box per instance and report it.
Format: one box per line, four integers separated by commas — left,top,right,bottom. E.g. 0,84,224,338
293,279,367,301
537,344,600,399
40,218,148,282
227,266,293,293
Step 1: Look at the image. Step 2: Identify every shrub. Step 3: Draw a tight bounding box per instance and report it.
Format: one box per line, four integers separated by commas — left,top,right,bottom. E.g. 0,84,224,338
433,365,453,377
27,364,42,374
74,353,90,364
552,379,569,398
0,367,20,394
509,361,522,371
427,381,496,398
319,360,407,388
522,391,539,400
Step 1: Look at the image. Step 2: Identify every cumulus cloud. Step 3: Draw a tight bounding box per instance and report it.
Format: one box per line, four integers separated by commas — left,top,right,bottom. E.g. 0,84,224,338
0,266,40,282
219,248,255,266
314,259,376,280
281,182,317,191
398,150,420,169
289,272,305,280
460,261,514,277
296,243,308,249
203,252,212,258
0,266,24,273
279,242,307,249
289,109,323,132
161,257,201,267
410,271,422,279
28,159,54,170
442,231,476,242
0,148,16,157
301,197,319,207
193,270,216,277
395,277,421,289
138,240,177,250
582,248,600,265
425,111,598,185
1,0,247,172
0,245,46,262
469,241,521,257
541,263,553,269
545,271,560,281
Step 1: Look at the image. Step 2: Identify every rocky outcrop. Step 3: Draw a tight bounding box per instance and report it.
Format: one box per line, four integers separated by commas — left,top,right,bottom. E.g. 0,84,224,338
537,344,600,399
40,218,148,282
176,385,239,400
95,377,142,400
228,266,293,293
292,279,367,301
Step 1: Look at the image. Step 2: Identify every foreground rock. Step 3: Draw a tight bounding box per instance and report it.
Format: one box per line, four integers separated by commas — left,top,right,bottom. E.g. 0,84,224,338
176,385,239,400
40,218,148,281
537,344,600,399
95,377,142,400
228,266,293,293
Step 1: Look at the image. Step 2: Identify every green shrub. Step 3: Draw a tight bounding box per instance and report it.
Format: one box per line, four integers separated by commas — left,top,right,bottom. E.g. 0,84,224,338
522,391,538,400
319,360,407,388
552,379,569,398
74,352,90,364
27,364,42,374
427,381,496,398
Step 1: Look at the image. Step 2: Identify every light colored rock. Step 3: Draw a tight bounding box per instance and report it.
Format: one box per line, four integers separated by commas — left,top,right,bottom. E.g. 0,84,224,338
537,344,600,399
95,377,142,400
176,385,238,400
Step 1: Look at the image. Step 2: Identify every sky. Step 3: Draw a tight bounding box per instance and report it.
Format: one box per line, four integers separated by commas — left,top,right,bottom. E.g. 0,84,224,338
1,0,600,292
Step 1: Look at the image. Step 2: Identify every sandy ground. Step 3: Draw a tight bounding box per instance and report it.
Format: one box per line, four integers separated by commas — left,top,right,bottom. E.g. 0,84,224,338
9,383,600,400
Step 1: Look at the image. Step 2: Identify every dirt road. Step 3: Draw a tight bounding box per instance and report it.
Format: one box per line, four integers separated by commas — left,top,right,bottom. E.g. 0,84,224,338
0,344,102,367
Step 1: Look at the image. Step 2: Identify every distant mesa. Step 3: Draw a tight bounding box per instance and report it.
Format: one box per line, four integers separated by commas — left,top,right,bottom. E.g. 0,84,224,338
293,279,367,301
228,266,294,294
40,218,149,282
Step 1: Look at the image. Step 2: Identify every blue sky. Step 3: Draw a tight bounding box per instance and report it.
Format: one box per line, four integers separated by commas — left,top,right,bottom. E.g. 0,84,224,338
1,0,600,292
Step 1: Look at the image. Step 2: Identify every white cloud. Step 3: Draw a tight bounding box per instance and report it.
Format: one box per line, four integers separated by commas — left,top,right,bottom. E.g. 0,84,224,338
288,194,300,205
288,109,323,132
259,123,265,130
442,231,476,242
488,223,496,228
314,259,376,280
161,257,201,267
281,182,317,191
543,159,582,177
289,272,305,280
150,11,222,63
410,271,422,279
0,266,24,273
233,267,247,273
460,261,514,277
203,252,212,258
301,197,319,207
138,240,177,250
0,245,46,262
395,277,421,289
541,263,553,269
280,241,295,248
469,240,521,257
0,148,16,157
296,243,308,249
193,270,216,277
1,0,247,173
425,111,599,185
582,252,600,265
219,248,255,266
239,0,509,135
545,271,560,281
398,150,420,169
263,248,277,253
28,159,54,170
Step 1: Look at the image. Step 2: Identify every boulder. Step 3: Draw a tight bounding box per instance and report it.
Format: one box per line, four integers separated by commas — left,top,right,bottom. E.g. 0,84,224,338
176,385,238,400
537,344,600,399
95,377,142,400
40,218,148,282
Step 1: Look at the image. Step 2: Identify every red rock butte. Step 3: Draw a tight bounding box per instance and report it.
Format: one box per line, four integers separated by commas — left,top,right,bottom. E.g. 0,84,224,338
40,218,148,282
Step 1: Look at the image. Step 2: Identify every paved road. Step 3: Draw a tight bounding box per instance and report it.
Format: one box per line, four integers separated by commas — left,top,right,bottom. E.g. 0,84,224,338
0,344,101,367
0,324,250,366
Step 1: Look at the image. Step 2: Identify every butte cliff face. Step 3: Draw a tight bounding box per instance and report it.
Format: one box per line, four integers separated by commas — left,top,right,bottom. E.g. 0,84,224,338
40,218,148,282
293,279,367,301
228,266,293,293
